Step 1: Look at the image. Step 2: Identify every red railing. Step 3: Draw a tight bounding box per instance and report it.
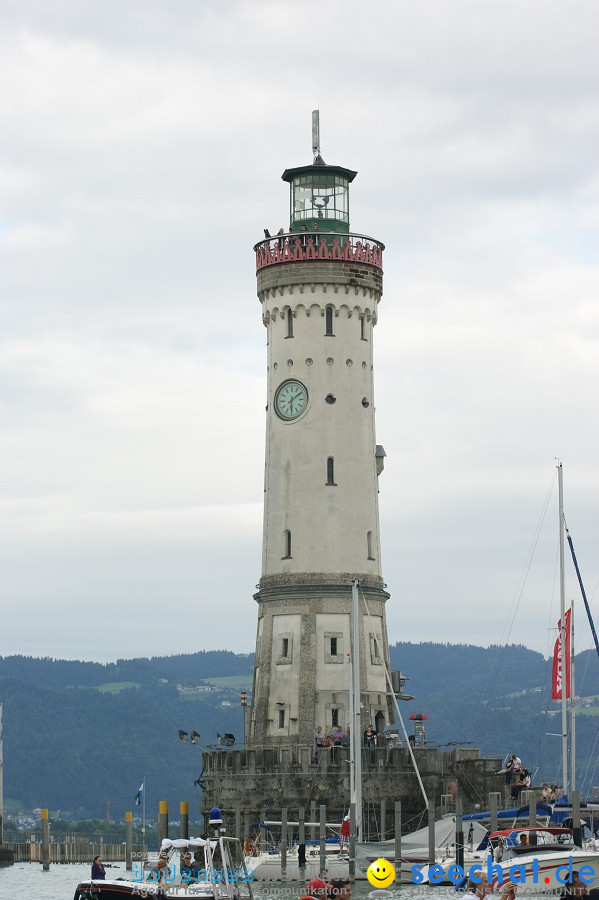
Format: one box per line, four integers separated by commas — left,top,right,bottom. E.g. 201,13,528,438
254,231,384,272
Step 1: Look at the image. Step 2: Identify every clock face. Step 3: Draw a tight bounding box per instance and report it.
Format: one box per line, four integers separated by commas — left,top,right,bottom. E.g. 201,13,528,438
274,380,308,421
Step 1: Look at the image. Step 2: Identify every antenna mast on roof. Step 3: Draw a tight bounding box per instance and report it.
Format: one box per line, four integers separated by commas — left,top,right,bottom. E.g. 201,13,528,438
312,109,325,165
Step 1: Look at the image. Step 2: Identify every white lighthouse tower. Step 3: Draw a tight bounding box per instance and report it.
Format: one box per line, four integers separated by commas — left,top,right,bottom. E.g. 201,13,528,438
249,114,393,747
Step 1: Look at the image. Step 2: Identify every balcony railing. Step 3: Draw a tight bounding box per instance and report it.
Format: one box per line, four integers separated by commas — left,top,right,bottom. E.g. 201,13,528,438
254,231,384,272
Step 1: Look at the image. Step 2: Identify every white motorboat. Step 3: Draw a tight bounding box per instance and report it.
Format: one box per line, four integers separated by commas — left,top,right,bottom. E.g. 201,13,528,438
244,845,352,882
485,826,599,893
243,820,353,881
74,835,253,900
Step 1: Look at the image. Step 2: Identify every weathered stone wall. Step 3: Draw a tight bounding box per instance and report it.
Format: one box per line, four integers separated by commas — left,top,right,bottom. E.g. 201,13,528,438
201,745,503,838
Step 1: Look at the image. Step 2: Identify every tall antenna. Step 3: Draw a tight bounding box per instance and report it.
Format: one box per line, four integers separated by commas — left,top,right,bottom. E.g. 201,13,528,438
312,109,323,163
312,110,320,158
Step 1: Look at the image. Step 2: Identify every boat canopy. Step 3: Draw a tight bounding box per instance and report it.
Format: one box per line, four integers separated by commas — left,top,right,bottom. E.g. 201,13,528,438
463,803,552,821
489,826,572,839
159,838,216,850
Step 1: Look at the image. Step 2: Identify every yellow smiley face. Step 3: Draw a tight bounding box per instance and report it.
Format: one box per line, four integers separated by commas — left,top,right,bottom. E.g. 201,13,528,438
366,858,396,888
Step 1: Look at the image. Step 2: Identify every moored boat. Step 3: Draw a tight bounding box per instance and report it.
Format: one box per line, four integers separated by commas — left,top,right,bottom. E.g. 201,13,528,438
73,835,253,900
487,826,599,894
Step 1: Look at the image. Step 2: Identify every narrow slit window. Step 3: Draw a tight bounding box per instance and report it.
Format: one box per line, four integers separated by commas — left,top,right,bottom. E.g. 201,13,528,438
278,708,285,728
283,529,292,558
326,457,335,485
325,306,334,336
282,638,289,658
331,708,339,727
286,309,293,338
330,637,338,656
361,316,366,340
367,530,374,559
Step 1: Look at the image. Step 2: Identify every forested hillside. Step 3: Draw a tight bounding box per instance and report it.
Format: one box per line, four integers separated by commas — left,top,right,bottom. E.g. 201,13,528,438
1,644,597,819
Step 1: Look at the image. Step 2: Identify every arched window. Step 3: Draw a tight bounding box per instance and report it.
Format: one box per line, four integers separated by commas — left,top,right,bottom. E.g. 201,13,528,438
325,306,334,336
367,530,375,560
286,308,293,338
283,529,292,559
326,457,336,485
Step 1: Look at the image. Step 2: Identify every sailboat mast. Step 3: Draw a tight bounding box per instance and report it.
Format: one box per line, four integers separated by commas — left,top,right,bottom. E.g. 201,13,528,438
351,579,362,840
558,462,569,797
570,601,576,792
0,703,4,846
348,651,355,811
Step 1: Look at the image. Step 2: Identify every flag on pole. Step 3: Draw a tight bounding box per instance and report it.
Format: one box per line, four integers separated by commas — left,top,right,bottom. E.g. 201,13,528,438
551,608,572,700
135,782,144,806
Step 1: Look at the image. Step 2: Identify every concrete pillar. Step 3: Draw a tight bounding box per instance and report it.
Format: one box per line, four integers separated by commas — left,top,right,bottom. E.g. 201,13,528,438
41,808,50,871
394,801,402,884
298,806,305,845
180,802,189,839
125,812,132,871
310,801,317,842
158,801,169,844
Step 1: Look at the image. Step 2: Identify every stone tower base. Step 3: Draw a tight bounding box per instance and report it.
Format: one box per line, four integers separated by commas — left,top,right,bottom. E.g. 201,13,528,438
201,745,502,840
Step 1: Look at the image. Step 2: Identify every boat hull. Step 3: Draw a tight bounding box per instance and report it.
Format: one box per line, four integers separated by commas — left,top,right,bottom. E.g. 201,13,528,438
245,854,359,881
490,851,599,894
74,879,232,899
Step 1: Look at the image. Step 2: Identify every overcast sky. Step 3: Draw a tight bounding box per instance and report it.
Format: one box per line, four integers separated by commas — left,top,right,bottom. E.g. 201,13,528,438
1,0,598,664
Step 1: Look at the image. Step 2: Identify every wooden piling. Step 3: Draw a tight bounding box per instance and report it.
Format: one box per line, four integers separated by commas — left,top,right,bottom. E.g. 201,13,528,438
349,801,356,882
380,799,386,841
394,801,401,884
243,809,251,849
158,800,169,844
180,802,189,839
298,806,305,845
125,812,132,870
281,806,288,878
319,804,326,877
41,808,50,871
427,798,435,867
572,790,582,848
489,791,500,833
234,802,241,841
455,797,464,869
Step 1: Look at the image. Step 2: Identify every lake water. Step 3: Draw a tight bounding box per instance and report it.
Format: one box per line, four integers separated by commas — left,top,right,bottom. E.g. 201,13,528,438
0,862,445,900
0,863,563,900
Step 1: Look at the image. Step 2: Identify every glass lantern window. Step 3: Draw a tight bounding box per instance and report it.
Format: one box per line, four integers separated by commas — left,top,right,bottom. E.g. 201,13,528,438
291,175,349,223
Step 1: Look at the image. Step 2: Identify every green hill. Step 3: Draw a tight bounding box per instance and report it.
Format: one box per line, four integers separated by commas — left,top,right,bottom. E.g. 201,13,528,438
1,644,598,819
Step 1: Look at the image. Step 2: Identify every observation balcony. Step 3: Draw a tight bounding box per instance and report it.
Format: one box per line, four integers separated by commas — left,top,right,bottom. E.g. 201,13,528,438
254,231,384,273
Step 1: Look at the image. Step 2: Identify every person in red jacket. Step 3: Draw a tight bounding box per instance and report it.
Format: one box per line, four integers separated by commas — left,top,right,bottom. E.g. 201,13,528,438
339,815,350,854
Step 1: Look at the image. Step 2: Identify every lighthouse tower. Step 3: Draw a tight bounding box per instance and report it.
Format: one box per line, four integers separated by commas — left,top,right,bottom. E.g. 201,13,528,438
200,118,504,831
249,114,393,747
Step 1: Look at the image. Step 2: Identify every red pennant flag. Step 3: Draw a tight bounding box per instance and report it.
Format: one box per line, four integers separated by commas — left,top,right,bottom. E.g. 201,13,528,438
551,608,571,700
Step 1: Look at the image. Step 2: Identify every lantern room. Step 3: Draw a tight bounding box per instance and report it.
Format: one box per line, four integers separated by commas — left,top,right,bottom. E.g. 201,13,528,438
282,161,357,234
